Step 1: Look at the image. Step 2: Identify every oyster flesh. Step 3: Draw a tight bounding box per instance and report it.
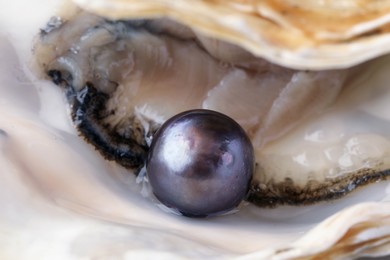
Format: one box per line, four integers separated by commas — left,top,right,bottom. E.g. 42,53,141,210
34,3,389,207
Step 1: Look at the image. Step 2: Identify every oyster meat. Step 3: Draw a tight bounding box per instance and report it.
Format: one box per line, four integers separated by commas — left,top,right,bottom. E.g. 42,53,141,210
34,4,389,207
1,0,390,259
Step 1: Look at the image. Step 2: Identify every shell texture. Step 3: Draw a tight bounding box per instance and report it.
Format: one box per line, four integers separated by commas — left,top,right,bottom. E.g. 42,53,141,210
73,0,390,69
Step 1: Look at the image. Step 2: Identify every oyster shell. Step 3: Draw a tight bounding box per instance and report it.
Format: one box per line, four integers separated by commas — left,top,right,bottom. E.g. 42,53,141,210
0,0,390,259
74,0,390,70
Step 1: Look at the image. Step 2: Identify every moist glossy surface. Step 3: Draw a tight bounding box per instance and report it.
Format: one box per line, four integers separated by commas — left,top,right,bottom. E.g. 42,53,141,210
147,109,254,217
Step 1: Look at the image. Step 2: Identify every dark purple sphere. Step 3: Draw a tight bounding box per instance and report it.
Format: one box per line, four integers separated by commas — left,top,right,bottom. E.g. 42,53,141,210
146,109,254,217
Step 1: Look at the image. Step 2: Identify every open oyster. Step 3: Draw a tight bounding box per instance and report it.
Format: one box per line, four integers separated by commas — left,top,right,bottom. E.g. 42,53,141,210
33,0,390,207
1,0,390,259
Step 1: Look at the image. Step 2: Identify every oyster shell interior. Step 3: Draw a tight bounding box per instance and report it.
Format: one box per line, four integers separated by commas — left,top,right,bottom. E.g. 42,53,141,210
0,0,390,259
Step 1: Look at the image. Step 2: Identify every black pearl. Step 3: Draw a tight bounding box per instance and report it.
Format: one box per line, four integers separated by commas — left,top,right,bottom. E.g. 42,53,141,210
146,109,254,217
